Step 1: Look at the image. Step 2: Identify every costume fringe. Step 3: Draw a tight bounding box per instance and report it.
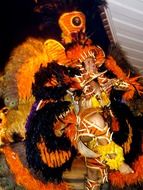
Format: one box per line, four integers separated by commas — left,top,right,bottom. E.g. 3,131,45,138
37,138,72,168
122,124,133,154
105,56,143,101
16,51,49,100
1,146,70,190
105,56,127,80
111,117,119,132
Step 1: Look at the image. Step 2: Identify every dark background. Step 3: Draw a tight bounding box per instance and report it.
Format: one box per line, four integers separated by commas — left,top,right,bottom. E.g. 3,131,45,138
0,0,35,71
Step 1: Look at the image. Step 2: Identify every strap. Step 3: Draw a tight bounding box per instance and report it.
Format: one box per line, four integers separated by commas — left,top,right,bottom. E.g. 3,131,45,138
85,177,101,190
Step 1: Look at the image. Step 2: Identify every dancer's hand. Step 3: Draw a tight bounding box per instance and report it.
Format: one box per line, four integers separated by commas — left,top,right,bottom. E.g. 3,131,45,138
119,162,134,174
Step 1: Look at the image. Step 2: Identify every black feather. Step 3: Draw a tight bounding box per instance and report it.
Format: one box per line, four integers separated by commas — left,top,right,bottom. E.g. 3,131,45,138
110,89,143,164
32,61,81,100
25,101,77,182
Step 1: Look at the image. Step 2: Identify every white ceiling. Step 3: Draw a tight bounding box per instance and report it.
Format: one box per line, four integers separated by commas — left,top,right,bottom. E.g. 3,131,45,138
104,0,143,75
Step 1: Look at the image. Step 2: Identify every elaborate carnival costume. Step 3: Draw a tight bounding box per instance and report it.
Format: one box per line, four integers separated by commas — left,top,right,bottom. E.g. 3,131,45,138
64,39,135,189
0,0,143,190
25,6,143,190
56,8,143,189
